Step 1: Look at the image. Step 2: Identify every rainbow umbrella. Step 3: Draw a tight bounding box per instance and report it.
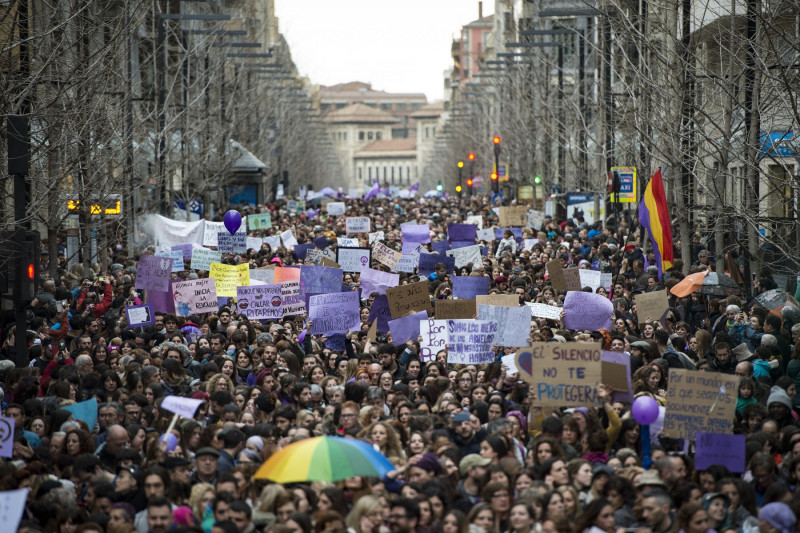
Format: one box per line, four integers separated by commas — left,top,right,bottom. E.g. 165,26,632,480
253,436,395,483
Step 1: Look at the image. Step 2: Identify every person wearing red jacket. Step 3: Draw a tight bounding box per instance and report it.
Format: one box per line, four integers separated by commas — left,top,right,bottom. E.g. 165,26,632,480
76,279,113,319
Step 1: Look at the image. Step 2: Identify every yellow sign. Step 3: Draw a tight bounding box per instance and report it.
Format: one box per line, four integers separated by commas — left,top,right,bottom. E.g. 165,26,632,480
67,196,122,216
209,262,250,297
609,167,637,203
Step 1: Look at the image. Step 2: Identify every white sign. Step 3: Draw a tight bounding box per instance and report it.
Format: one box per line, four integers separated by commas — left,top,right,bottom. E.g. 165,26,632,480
246,236,263,251
501,353,519,374
396,244,424,273
264,236,282,251
523,239,539,251
446,245,482,269
280,229,298,249
0,488,28,531
326,202,346,215
578,269,602,291
190,248,221,271
477,228,495,242
337,248,371,273
526,302,562,320
156,250,185,272
250,268,275,284
203,219,246,248
337,237,359,248
419,319,448,363
477,305,531,347
218,230,247,254
527,210,544,229
466,215,483,229
144,214,205,247
346,217,371,233
369,231,385,245
161,395,205,419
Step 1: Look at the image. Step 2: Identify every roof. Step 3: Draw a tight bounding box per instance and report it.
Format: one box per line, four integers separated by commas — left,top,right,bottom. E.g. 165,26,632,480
229,140,268,172
356,138,417,154
465,14,493,27
409,102,445,119
323,103,401,124
320,83,427,102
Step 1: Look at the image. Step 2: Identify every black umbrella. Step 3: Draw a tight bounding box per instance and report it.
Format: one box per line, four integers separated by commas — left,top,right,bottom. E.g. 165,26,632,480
697,272,741,296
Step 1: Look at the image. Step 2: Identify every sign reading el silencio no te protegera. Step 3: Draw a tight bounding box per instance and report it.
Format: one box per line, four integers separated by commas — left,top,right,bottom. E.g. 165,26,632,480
515,342,601,406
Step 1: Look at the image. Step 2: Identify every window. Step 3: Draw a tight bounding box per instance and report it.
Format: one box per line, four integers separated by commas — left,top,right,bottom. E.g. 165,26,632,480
359,131,365,141
368,167,372,179
383,167,387,179
425,127,430,138
376,131,382,140
368,132,374,140
343,131,347,141
412,103,423,110
336,103,346,109
381,103,392,110
396,103,406,111
358,167,362,180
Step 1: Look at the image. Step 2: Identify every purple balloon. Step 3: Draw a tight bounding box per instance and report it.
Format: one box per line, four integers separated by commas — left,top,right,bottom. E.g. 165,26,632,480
160,432,178,452
631,395,659,425
223,210,242,235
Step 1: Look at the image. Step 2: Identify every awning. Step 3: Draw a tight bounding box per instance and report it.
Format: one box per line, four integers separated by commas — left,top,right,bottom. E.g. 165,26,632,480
230,139,268,172
759,131,797,157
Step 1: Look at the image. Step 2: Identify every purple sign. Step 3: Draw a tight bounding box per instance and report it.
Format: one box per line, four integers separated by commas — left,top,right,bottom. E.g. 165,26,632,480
418,253,455,277
447,224,477,242
452,276,490,299
171,243,199,261
294,243,314,260
145,279,177,314
125,304,155,327
431,241,451,255
314,236,331,249
494,227,524,244
695,433,746,472
451,240,476,250
360,268,399,297
389,310,428,346
135,255,173,292
368,294,392,332
309,292,361,335
401,223,430,244
300,266,343,300
563,292,613,331
326,333,346,351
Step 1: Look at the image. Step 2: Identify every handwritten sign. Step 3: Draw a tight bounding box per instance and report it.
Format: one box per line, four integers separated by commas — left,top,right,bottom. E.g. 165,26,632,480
498,206,528,227
515,343,602,406
309,292,361,335
694,433,746,472
135,255,172,292
663,369,739,438
372,242,402,270
172,278,218,315
337,237,359,248
368,294,393,331
435,299,476,319
386,280,433,319
337,247,371,273
209,262,250,297
446,320,497,364
477,305,530,346
264,235,282,251
248,213,272,229
281,281,304,316
546,259,566,292
578,269,602,291
300,266,343,300
280,229,298,249
156,250,185,272
401,223,430,244
389,310,428,346
0,416,15,458
360,267,399,296
161,395,206,419
527,303,562,320
635,290,670,324
476,228,495,242
203,219,245,247
446,245,482,269
563,292,613,331
397,244,423,273
124,304,154,327
236,284,283,319
420,319,448,362
218,230,247,254
326,202,346,215
476,294,519,307
563,268,582,291
452,276,490,299
190,248,221,271
346,217,371,233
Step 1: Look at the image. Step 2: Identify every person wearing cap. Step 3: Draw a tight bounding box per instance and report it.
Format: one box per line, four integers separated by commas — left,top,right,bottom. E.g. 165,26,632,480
766,385,794,427
163,456,192,486
191,447,219,485
406,452,442,485
456,454,491,504
702,492,730,532
449,410,486,456
113,465,147,512
759,502,797,533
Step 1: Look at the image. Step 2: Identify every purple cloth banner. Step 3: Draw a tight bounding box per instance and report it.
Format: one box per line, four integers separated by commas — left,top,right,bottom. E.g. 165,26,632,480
563,292,613,331
401,224,430,244
447,224,477,242
452,276,490,299
389,310,428,346
368,294,392,332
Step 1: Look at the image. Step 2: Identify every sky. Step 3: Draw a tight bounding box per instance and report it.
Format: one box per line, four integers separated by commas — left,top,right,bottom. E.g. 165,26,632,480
274,0,493,102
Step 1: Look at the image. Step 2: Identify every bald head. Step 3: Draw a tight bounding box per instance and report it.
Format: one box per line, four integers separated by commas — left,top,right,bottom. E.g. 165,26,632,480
735,361,753,378
105,424,130,454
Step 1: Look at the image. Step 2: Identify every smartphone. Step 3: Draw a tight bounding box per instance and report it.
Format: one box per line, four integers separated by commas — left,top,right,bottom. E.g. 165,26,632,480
56,301,64,313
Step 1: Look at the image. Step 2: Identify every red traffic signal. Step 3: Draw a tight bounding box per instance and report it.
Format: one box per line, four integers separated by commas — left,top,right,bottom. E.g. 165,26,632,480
493,136,501,145
468,152,475,160
466,178,473,186
490,172,498,181
27,263,34,279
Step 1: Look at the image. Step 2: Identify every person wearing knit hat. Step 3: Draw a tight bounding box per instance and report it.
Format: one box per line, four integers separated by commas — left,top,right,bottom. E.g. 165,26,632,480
407,452,441,484
767,385,793,424
759,502,796,533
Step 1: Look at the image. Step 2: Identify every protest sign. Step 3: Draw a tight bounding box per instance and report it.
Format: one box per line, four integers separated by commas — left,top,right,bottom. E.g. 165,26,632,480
218,230,247,254
386,280,433,318
563,292,613,331
264,235,282,250
578,269,602,291
286,200,298,212
204,219,246,247
526,303,562,320
446,245,482,269
161,395,206,419
635,290,670,324
400,223,430,243
372,242,402,270
360,267,399,296
143,214,204,246
320,257,340,268
63,398,98,433
498,206,528,227
299,266,343,299
601,273,613,290
563,268,581,291
337,237,359,248
237,284,284,320
135,255,172,292
281,281,304,316
501,353,518,374
367,320,378,342
309,292,360,335
396,254,419,273
389,310,428,346
368,294,393,332
248,213,272,230
346,217,371,233
476,228,495,242
274,266,301,283
125,304,155,326
602,350,634,403
249,267,275,284
368,231,384,245
477,304,530,346
172,278,218,315
305,248,324,265
546,259,566,292
694,433,746,472
246,236,263,252
452,276,490,299
418,253,455,276
209,262,250,297
147,279,176,314
190,248,221,271
435,299,476,319
523,239,539,251
527,210,544,229
156,250,185,272
476,294,519,307
431,241,451,256
294,243,314,260
419,319,448,362
447,224,477,242
0,416,14,458
446,320,497,364
466,215,483,229
0,488,29,531
280,229,298,249
171,243,200,261
337,247,371,273
663,369,739,438
515,343,602,406
326,202,346,215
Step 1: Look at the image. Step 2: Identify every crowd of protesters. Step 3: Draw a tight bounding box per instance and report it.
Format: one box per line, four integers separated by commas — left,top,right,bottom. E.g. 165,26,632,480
1,193,799,533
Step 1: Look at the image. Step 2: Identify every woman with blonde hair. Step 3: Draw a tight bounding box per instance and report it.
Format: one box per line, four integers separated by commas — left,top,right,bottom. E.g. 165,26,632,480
188,482,215,523
343,359,360,382
357,421,405,463
359,406,384,429
557,485,581,523
205,373,235,395
344,494,385,533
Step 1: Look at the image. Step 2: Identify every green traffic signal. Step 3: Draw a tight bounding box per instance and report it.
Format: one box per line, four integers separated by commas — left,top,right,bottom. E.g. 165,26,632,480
534,175,542,184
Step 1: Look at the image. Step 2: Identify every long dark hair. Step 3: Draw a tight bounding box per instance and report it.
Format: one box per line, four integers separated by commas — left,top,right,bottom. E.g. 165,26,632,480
574,498,613,533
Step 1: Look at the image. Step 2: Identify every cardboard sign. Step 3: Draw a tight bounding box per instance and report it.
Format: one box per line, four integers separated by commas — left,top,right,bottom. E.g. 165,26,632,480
209,262,250,297
190,248,221,271
172,278,218,315
309,292,361,335
435,299,476,319
367,320,378,342
326,202,346,215
446,245,482,268
337,247,371,273
635,290,670,324
663,369,739,438
0,416,16,458
389,310,428,346
446,320,497,364
452,276,490,299
694,433,746,472
281,281,304,316
135,255,173,292
563,268,582,291
386,280,433,319
563,292,613,331
476,294,519,307
125,304,155,326
498,206,528,227
346,217,371,233
527,303,562,320
372,242,402,270
420,319,448,362
161,395,206,419
320,257,341,268
546,259,566,292
248,213,272,229
236,284,284,320
515,343,602,406
477,304,531,347
602,350,634,403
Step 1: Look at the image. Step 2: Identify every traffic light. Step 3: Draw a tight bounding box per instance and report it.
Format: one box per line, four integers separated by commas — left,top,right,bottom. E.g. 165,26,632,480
466,178,473,187
491,172,498,182
468,152,475,161
457,161,464,169
534,175,542,185
436,181,443,192
455,185,462,193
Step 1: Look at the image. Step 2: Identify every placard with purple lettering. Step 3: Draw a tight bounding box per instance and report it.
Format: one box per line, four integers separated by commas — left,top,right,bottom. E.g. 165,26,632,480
447,223,477,242
694,433,746,472
477,305,530,347
420,319,448,362
336,247,371,273
218,230,247,254
446,320,497,364
346,217,371,233
389,310,428,346
452,276,490,299
337,237,359,248
281,281,304,316
401,223,430,244
125,304,155,327
563,292,613,331
236,284,284,320
172,278,218,315
135,255,173,292
360,267,399,297
368,294,392,332
0,416,16,458
309,292,361,335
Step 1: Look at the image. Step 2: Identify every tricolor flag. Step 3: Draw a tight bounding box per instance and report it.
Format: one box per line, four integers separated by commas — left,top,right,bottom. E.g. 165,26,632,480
638,168,673,279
